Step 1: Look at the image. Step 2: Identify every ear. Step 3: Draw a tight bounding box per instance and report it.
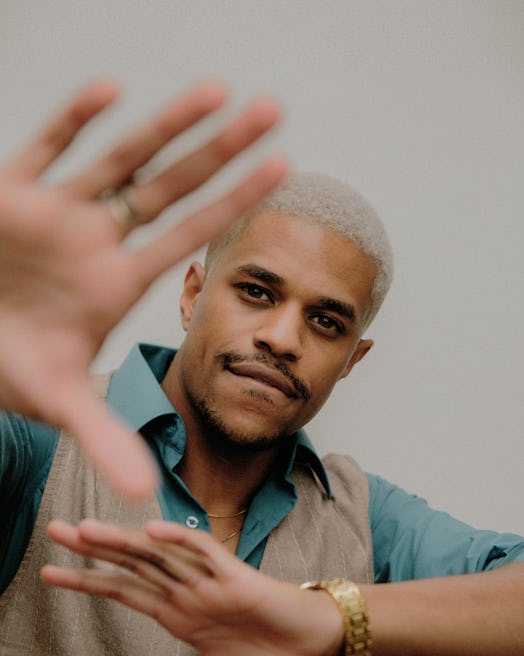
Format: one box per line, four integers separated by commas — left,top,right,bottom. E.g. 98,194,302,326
180,262,206,331
339,338,374,380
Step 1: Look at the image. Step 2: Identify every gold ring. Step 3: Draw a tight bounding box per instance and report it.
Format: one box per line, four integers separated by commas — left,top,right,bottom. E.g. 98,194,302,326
104,186,141,230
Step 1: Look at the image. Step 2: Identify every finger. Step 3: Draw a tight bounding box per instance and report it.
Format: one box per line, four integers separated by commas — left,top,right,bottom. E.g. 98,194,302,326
57,380,159,499
146,521,239,577
5,80,119,179
133,157,288,285
47,519,87,550
41,565,173,617
47,519,195,591
48,519,214,592
61,81,228,199
129,97,281,221
47,520,144,563
76,520,214,584
41,565,190,637
48,520,156,572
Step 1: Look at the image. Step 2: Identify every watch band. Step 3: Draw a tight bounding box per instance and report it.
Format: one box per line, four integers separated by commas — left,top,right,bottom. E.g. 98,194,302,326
300,578,372,655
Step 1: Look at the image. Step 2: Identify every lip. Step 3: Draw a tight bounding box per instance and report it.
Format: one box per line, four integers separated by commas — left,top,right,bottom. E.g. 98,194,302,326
226,362,297,398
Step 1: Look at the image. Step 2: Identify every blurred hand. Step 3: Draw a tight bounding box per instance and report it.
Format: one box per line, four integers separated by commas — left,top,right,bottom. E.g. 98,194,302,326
0,80,287,498
43,519,343,656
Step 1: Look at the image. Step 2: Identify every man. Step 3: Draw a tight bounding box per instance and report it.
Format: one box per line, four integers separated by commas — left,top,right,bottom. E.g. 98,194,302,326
1,87,524,655
40,174,524,656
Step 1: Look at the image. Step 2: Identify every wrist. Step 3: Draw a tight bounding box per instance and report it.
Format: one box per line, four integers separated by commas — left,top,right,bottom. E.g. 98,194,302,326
300,579,372,656
299,585,346,656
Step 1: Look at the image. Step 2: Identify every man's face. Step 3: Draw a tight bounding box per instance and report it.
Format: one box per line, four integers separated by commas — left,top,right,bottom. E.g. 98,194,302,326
173,212,377,450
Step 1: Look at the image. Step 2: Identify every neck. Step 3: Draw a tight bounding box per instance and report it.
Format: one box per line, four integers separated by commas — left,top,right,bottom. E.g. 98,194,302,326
175,434,280,515
161,357,282,514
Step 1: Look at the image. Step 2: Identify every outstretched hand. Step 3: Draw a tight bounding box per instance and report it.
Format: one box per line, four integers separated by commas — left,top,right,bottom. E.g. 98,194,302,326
42,519,343,656
0,80,287,498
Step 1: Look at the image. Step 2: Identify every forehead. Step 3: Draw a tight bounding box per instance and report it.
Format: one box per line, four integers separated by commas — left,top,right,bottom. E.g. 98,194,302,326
210,212,377,320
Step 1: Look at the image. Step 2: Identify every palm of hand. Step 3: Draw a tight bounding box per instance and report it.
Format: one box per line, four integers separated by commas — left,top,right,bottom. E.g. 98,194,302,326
0,81,286,497
44,519,342,656
0,172,156,491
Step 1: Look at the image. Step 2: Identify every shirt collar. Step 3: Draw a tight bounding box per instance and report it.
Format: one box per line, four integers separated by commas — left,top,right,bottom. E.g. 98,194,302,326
108,343,178,432
108,342,332,498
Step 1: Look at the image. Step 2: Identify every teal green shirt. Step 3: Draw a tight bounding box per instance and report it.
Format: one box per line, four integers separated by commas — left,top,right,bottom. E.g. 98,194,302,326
1,343,523,595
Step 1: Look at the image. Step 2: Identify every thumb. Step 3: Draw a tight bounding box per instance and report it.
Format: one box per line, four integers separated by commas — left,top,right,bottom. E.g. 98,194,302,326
58,380,159,500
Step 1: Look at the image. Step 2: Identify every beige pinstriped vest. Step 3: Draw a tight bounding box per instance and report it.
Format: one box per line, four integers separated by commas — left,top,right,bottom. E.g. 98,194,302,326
0,385,372,655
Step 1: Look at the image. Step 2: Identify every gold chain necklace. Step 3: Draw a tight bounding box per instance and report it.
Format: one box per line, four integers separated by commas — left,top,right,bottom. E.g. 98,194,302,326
206,508,248,543
221,528,243,544
207,508,248,543
207,508,248,519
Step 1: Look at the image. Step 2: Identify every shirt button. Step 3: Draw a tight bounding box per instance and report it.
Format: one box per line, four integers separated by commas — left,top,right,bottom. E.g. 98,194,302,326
185,515,199,529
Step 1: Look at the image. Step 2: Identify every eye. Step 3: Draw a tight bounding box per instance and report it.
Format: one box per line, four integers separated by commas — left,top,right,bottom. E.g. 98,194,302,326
237,283,273,303
310,313,344,335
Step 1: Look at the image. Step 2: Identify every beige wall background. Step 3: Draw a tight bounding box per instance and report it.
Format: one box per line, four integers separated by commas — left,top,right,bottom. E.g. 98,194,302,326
2,1,523,533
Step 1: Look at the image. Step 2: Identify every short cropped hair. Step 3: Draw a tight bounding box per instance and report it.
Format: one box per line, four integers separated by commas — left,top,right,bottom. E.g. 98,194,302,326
205,172,393,328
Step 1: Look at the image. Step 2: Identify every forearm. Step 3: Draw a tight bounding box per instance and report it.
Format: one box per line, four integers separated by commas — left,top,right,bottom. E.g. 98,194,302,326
358,562,524,655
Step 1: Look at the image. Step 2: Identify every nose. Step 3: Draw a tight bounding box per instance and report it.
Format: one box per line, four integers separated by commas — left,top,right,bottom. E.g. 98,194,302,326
253,305,304,361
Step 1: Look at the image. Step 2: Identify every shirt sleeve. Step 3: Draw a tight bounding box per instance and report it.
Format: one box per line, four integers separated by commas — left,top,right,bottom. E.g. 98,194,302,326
0,411,59,594
367,473,524,583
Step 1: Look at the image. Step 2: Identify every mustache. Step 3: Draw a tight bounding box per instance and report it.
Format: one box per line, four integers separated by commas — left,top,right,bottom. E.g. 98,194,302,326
217,350,312,402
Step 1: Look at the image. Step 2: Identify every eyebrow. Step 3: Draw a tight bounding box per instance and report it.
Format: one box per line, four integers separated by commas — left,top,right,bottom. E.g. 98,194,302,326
235,264,284,287
317,297,356,324
235,264,357,324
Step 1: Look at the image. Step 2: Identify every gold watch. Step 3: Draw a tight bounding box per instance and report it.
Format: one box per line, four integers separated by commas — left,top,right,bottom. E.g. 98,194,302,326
300,578,372,655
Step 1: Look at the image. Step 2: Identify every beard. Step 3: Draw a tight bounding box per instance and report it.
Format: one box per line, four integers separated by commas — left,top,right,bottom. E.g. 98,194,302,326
187,387,296,453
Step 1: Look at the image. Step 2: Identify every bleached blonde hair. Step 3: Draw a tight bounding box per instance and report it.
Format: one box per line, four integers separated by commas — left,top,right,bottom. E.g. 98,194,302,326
205,172,393,328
